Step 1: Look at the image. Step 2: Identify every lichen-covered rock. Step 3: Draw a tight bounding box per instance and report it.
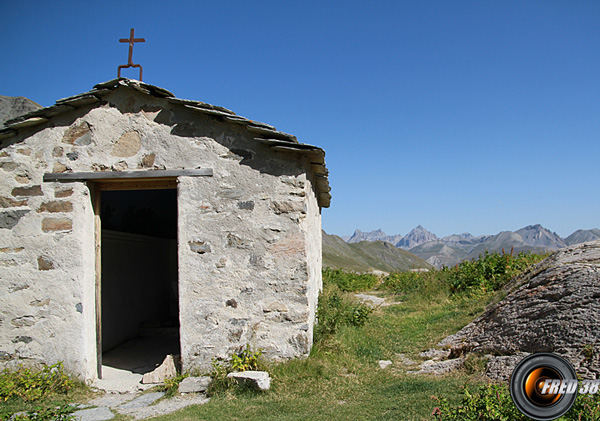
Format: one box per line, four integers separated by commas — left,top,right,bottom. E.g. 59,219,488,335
438,241,600,380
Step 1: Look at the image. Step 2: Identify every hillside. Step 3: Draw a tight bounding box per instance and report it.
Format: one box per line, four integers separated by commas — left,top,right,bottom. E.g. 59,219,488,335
322,231,432,273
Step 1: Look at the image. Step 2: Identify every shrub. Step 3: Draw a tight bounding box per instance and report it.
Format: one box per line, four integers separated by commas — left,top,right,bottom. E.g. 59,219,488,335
160,373,189,397
0,362,73,402
379,270,446,296
231,345,264,372
207,345,266,396
314,288,373,341
322,268,379,292
432,383,528,420
443,250,547,295
433,382,600,420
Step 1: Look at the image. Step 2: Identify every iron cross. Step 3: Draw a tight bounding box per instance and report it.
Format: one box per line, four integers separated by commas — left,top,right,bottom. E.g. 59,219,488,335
118,28,146,80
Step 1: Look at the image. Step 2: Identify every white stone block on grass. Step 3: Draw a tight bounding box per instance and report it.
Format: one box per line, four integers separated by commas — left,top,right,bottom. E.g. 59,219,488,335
227,371,271,391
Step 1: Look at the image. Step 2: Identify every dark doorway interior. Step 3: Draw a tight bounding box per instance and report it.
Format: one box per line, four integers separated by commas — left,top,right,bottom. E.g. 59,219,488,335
100,189,179,374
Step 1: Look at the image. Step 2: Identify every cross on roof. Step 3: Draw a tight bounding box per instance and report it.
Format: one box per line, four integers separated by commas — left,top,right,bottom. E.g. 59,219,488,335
118,28,146,81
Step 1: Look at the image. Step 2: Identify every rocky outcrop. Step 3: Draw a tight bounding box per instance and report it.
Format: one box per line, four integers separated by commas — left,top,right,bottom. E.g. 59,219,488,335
437,241,600,380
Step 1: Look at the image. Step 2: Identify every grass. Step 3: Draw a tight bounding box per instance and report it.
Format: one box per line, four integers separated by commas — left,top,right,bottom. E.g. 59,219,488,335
152,269,502,420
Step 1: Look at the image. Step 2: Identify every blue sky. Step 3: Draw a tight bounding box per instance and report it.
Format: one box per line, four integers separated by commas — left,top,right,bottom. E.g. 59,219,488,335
1,1,598,238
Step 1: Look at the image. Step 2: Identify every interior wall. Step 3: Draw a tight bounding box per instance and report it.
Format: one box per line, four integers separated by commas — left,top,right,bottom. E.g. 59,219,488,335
100,188,178,353
101,230,177,351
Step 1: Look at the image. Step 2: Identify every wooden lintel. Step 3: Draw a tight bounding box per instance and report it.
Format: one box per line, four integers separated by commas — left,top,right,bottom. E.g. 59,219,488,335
95,179,177,191
43,168,212,182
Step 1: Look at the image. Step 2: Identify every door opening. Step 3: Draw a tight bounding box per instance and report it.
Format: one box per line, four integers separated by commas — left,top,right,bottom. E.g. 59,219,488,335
98,187,179,377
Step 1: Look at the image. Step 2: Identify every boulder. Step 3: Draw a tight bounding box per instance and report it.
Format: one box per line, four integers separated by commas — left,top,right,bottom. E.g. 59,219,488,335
437,241,600,380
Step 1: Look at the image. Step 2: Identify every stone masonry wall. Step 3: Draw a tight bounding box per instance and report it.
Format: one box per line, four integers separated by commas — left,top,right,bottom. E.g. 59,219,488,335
0,86,322,379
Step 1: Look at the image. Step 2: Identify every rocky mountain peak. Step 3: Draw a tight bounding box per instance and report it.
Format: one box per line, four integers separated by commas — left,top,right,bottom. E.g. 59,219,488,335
396,225,438,250
515,224,566,249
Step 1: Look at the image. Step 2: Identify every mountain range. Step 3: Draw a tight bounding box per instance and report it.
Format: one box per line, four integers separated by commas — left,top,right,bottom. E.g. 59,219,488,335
322,231,432,273
339,225,600,268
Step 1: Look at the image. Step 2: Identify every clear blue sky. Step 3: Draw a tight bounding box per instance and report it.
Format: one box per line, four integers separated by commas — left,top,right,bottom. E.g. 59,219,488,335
2,1,598,238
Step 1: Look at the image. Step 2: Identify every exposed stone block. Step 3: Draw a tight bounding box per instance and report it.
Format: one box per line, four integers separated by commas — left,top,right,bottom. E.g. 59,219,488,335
11,315,36,327
112,131,141,157
271,200,306,214
268,233,306,258
217,189,244,200
178,376,212,393
11,186,42,197
0,197,27,208
12,336,32,344
37,200,73,213
227,371,271,391
141,153,156,168
52,163,68,173
112,161,128,171
0,210,30,229
237,201,254,210
189,240,211,254
227,233,250,249
0,162,18,172
52,146,63,157
55,187,73,198
37,256,54,270
30,298,50,306
0,247,24,253
42,217,72,232
263,302,288,313
66,152,78,161
62,121,92,145
14,175,30,184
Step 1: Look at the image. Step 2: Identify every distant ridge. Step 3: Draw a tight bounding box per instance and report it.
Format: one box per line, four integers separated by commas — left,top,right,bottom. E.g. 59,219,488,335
346,229,403,246
322,231,432,273
338,225,600,268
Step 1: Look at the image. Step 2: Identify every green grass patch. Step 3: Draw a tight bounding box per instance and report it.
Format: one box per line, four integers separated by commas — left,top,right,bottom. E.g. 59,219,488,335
152,265,507,420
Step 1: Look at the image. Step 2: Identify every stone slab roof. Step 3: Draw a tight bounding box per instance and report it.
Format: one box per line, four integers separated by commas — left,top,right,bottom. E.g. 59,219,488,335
0,78,330,207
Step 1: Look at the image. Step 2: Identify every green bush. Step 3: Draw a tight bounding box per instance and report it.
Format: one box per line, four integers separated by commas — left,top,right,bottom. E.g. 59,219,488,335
0,363,76,420
207,345,267,396
432,383,528,420
160,373,189,397
433,382,600,420
231,345,264,372
379,270,446,296
315,288,373,341
0,362,73,403
322,268,379,292
442,250,547,295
